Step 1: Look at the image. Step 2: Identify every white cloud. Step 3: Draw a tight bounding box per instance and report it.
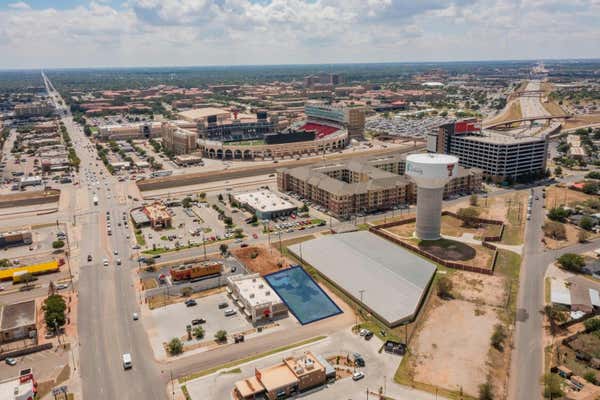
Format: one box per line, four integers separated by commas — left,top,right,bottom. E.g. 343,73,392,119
0,0,598,68
7,2,30,10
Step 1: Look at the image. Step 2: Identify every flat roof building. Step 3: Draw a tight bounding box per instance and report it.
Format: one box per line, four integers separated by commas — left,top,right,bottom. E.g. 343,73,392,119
232,189,297,220
178,107,230,123
288,231,436,326
234,351,327,400
160,123,197,155
431,119,559,182
227,273,288,323
0,300,37,343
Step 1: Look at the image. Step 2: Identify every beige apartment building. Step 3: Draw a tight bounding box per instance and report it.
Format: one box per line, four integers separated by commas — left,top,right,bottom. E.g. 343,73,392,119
160,123,197,155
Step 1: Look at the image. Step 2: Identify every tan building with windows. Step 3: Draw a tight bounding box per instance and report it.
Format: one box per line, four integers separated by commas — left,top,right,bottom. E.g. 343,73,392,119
234,352,333,400
278,153,482,219
160,123,197,155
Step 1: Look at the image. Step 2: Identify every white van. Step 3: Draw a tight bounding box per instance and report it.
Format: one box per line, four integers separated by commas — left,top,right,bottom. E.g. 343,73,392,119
122,353,132,370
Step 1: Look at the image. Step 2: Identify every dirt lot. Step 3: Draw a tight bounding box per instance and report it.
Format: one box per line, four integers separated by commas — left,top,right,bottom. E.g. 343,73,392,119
231,245,292,275
411,299,499,396
543,222,583,250
545,186,597,209
485,99,522,126
386,215,501,239
418,239,494,268
404,269,509,397
562,113,600,130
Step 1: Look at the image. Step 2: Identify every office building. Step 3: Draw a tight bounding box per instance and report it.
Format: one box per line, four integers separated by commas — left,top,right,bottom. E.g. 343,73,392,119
14,101,53,118
231,189,297,220
430,119,559,181
227,274,289,323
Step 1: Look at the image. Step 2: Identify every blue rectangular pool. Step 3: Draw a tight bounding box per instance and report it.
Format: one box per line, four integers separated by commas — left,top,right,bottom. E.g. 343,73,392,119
265,266,342,325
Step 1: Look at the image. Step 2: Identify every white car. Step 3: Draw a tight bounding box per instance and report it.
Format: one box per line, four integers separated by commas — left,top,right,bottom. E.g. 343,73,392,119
224,309,237,317
352,371,365,381
103,259,109,267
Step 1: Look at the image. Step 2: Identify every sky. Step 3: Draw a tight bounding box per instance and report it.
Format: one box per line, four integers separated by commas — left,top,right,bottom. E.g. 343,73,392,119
0,0,598,69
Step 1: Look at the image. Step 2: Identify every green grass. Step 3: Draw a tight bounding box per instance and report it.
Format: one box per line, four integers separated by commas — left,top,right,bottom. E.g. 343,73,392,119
178,335,326,383
545,277,551,304
181,385,191,400
356,223,371,231
224,139,265,146
220,368,242,374
135,232,146,246
494,249,522,324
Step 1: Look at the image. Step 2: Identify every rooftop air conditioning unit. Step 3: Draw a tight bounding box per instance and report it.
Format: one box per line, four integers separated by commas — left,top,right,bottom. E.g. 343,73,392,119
265,291,270,296
259,284,264,288
250,293,255,298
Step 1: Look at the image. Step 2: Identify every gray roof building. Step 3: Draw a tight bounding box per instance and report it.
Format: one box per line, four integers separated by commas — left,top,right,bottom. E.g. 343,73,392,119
288,231,436,326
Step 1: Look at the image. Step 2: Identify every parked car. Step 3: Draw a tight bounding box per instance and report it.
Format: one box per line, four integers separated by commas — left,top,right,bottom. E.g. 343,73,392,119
352,371,365,381
218,302,229,309
5,358,16,366
224,309,237,316
353,353,365,367
132,313,139,321
185,299,197,307
191,318,206,325
364,331,374,340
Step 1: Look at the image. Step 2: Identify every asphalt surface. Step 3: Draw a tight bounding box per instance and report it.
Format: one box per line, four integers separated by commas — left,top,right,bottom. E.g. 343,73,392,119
509,186,600,400
43,74,166,400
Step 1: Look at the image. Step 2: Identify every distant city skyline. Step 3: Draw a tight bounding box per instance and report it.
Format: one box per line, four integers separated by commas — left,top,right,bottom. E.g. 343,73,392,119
0,0,599,69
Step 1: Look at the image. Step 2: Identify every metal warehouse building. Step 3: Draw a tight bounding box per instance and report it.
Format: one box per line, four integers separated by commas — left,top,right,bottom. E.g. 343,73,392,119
288,231,436,327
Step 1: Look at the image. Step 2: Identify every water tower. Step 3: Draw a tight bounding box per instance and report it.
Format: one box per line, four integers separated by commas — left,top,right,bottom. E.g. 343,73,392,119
405,153,459,240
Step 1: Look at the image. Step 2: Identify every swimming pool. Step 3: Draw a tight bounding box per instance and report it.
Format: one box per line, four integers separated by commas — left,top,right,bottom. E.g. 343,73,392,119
265,266,342,325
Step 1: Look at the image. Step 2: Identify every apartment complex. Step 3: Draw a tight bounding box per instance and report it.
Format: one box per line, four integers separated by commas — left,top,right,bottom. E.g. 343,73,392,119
14,101,53,118
97,122,163,141
278,153,482,219
160,123,198,155
431,119,557,181
234,351,334,400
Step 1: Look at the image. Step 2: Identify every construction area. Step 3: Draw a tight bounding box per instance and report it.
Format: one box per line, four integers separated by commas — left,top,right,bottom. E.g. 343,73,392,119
231,245,293,276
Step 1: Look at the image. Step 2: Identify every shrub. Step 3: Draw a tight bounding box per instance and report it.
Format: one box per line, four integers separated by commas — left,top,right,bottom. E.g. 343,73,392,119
543,221,566,240
167,338,183,355
578,230,588,243
219,244,228,255
192,326,205,339
43,294,67,331
543,373,563,398
469,194,478,206
557,253,585,273
582,182,599,195
547,207,570,222
214,330,227,342
457,207,481,227
478,382,494,400
579,216,595,231
52,240,65,249
490,324,507,351
584,317,600,332
437,276,453,299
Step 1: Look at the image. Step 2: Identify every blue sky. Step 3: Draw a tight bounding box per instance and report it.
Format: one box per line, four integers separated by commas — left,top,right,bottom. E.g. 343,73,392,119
0,0,598,69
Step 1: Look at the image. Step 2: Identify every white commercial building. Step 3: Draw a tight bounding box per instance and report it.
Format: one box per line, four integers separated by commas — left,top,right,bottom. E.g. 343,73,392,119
232,189,297,220
226,274,288,323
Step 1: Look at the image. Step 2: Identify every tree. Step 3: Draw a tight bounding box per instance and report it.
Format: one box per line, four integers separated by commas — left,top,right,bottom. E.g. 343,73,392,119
0,259,10,268
490,324,507,351
198,192,206,200
457,207,481,227
582,182,599,195
217,193,224,202
167,338,183,355
547,207,570,222
580,216,595,231
223,216,233,226
43,294,67,331
469,194,479,207
52,240,65,249
478,382,494,400
234,228,244,238
578,229,588,243
585,171,600,180
583,371,598,385
437,276,453,299
219,244,228,255
300,203,309,213
214,330,227,342
584,317,600,332
192,326,205,339
554,165,563,176
543,373,563,398
181,197,192,208
557,253,585,273
543,221,566,240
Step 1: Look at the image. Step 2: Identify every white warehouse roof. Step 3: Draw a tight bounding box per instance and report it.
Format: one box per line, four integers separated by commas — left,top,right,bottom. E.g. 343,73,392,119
288,231,436,326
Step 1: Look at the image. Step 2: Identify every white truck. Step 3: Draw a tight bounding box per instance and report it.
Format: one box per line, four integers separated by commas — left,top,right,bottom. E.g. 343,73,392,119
93,194,98,206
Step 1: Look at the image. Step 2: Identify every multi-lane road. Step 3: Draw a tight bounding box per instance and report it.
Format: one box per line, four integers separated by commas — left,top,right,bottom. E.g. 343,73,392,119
43,74,166,399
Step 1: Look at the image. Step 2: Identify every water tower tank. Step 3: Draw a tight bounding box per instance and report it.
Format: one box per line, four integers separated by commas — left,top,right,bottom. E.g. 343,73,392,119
406,153,459,240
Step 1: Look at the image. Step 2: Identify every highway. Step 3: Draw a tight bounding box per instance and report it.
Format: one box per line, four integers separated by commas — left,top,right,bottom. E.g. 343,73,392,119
42,74,166,399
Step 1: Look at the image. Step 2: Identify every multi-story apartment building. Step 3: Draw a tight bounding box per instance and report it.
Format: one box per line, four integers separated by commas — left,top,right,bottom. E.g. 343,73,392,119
160,123,197,155
14,101,53,118
278,153,482,219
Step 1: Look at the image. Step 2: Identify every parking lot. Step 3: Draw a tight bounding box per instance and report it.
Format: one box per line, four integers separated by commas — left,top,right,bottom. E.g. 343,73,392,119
183,328,425,400
144,291,254,359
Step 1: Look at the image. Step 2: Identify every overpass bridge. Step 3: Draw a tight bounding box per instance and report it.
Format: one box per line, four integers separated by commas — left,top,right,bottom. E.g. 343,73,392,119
507,90,545,100
484,114,571,129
